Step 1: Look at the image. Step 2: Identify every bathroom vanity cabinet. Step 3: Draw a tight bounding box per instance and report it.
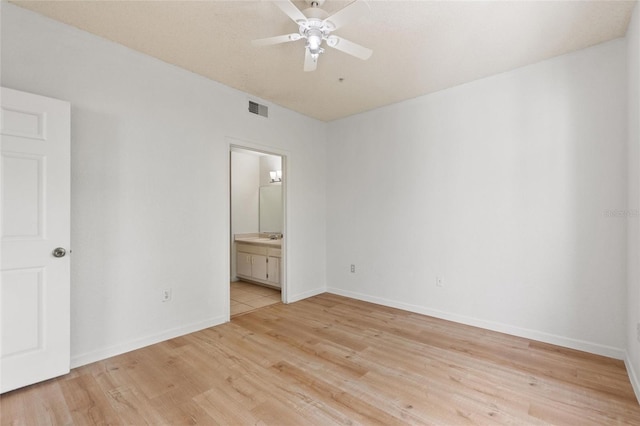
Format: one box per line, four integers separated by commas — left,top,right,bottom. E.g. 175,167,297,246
236,242,281,288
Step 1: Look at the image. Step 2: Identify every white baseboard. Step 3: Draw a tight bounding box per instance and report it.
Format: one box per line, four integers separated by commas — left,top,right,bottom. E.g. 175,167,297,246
327,287,626,360
70,284,326,369
286,286,325,304
70,315,227,369
625,353,640,404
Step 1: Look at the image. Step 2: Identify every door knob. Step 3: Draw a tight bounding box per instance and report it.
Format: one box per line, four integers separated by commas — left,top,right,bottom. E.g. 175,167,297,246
52,247,66,258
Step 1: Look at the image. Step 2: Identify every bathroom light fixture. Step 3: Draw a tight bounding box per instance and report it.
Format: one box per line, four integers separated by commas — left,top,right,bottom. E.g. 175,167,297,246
270,170,282,183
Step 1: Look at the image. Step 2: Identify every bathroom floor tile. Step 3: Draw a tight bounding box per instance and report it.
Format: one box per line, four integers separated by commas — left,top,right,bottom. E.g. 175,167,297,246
231,290,266,303
247,297,281,309
230,303,254,316
230,281,281,317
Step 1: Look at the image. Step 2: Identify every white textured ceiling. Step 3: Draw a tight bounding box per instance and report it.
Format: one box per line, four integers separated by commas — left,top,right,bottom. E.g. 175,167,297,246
11,0,637,121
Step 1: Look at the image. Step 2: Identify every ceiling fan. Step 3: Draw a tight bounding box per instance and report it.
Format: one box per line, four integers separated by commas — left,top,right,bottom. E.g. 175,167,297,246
252,0,373,72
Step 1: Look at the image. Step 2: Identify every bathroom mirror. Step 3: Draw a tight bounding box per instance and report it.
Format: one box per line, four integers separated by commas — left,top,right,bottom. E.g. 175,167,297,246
259,185,282,233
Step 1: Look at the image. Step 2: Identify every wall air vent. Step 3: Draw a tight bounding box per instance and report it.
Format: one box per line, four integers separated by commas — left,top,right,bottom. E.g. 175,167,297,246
248,101,268,118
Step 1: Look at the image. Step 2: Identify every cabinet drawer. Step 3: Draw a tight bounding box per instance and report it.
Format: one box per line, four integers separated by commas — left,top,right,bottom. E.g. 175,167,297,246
268,248,281,257
236,243,268,256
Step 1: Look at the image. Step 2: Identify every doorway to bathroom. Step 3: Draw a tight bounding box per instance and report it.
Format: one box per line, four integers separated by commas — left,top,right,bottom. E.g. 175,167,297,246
229,146,285,317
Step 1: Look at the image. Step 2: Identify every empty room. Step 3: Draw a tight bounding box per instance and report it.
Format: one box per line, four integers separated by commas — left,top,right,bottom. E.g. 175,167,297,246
1,0,640,424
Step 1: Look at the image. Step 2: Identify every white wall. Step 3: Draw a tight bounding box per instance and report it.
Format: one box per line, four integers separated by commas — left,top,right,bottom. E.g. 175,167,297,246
327,39,628,358
1,3,327,366
627,1,640,398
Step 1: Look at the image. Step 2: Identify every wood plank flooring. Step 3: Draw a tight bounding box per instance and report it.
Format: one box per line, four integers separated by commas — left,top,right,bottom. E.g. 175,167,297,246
1,293,639,425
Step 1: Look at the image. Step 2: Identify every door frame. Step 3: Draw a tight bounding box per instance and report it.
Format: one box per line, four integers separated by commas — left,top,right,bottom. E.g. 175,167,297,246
226,137,289,319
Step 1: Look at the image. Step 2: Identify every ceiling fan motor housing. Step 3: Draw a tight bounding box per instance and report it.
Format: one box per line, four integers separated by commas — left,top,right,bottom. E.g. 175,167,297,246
305,0,326,7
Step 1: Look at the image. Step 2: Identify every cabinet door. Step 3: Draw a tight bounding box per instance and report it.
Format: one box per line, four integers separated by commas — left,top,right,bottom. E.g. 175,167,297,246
267,257,280,287
236,252,252,277
251,255,268,281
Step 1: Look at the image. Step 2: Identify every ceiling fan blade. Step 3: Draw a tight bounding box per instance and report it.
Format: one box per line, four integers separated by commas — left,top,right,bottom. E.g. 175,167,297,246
323,0,369,31
252,33,301,47
274,0,308,24
326,36,372,60
304,49,318,72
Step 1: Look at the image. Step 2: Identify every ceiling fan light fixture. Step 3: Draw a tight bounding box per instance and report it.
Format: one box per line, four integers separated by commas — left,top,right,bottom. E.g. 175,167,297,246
308,34,321,50
326,36,338,47
306,29,325,56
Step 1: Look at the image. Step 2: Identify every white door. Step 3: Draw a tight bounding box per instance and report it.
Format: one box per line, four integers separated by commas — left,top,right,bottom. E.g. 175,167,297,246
0,87,70,393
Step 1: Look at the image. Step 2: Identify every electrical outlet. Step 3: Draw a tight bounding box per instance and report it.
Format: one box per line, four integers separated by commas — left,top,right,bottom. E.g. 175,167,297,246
350,264,356,273
436,276,444,287
162,288,172,302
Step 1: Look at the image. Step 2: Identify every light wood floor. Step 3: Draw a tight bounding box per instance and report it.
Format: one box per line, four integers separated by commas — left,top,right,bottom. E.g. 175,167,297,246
1,293,639,425
230,281,281,317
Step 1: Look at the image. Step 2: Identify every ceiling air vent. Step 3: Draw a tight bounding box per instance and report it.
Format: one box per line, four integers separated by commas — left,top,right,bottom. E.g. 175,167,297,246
248,101,268,118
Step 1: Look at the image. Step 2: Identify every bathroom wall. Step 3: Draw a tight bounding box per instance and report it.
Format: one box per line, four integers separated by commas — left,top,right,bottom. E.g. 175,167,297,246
231,151,260,235
230,150,260,281
259,155,283,187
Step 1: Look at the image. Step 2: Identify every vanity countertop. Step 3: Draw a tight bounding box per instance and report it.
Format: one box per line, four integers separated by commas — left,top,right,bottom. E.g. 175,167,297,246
235,235,282,248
